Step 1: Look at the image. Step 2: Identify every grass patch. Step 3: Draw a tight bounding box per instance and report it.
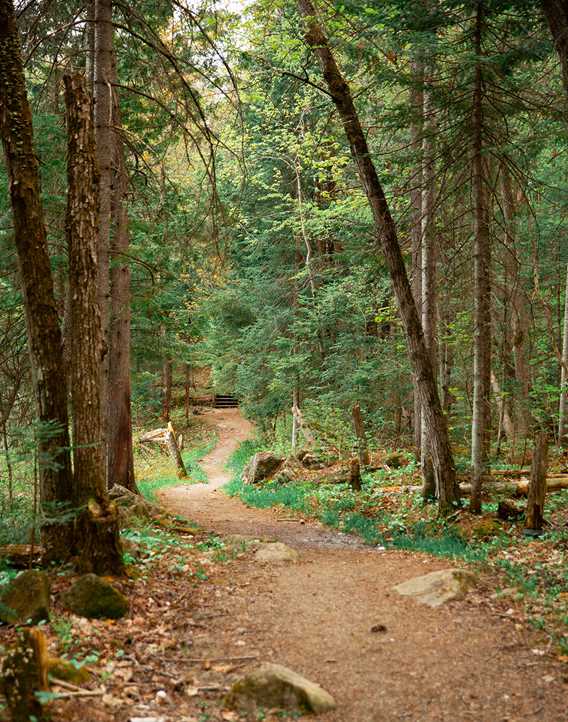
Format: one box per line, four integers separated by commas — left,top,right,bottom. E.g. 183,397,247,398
137,434,218,501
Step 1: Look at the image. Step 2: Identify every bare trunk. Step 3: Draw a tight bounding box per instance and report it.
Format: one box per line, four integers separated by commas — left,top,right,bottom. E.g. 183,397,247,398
106,78,136,492
491,372,515,442
166,421,187,477
184,363,191,423
352,402,370,466
542,0,568,97
298,0,459,512
64,72,124,576
420,68,438,501
470,3,492,513
94,0,113,466
291,386,300,451
559,264,568,445
0,0,73,559
410,57,424,456
162,358,172,422
525,432,549,533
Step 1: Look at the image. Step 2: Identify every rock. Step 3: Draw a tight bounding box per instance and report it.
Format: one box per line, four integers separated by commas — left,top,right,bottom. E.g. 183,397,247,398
254,542,298,563
109,484,159,525
47,656,91,685
242,452,283,484
225,662,336,714
61,574,129,619
394,568,476,607
0,570,50,624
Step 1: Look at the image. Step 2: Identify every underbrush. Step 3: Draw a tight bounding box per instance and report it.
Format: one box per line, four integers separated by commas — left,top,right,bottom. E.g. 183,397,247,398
225,440,568,655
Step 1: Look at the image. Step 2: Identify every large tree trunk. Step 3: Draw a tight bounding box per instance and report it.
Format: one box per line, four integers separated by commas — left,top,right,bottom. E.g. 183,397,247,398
64,72,124,576
559,264,568,445
0,0,73,560
106,66,136,492
297,0,459,512
542,0,568,96
94,0,113,466
420,65,438,501
410,57,424,457
470,2,492,513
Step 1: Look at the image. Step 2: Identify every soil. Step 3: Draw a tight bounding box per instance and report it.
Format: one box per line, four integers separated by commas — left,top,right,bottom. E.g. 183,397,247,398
157,409,568,722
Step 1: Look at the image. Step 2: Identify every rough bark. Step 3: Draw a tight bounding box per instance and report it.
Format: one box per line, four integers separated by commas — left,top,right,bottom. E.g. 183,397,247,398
559,264,568,445
352,402,370,466
542,0,568,96
166,421,187,477
107,80,136,492
470,3,492,513
0,0,73,559
298,0,459,512
1,628,48,722
94,0,113,461
410,57,424,456
525,432,549,532
162,357,173,422
420,66,438,501
64,72,124,576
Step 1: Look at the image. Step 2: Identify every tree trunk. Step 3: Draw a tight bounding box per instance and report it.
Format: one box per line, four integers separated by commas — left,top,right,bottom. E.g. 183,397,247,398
162,358,172,422
1,628,48,722
184,363,191,423
420,66,438,502
410,57,424,457
525,432,549,533
94,0,113,465
352,402,370,466
470,2,492,513
64,73,124,576
0,0,73,560
291,385,300,451
559,264,568,445
297,0,459,512
542,0,568,97
106,77,136,492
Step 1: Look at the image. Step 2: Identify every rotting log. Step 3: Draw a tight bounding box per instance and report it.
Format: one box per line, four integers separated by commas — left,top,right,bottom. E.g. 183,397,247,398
1,628,49,722
525,433,549,533
0,544,44,568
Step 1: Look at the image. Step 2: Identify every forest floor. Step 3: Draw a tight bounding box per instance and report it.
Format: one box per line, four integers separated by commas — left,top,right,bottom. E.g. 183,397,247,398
2,408,567,722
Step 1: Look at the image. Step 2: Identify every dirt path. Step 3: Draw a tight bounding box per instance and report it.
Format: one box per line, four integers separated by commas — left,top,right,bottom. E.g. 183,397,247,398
160,409,567,721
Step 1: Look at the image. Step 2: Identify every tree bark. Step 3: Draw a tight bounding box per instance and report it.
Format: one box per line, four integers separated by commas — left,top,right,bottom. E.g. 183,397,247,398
1,628,48,722
525,432,549,532
470,2,492,513
297,0,459,512
559,264,568,445
94,0,113,464
0,0,73,559
106,75,136,492
542,0,568,97
166,421,187,477
410,57,424,457
64,73,124,576
420,65,438,501
352,402,370,466
162,357,172,422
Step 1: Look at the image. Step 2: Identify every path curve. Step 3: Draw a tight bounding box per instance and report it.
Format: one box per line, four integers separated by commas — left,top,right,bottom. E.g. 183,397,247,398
160,409,567,722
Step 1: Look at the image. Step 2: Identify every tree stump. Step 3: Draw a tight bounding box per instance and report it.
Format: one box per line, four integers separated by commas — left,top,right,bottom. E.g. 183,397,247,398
525,432,549,535
1,628,49,722
349,458,362,492
351,403,370,467
166,422,188,477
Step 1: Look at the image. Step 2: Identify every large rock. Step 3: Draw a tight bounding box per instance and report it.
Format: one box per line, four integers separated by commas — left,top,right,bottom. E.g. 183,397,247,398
0,570,50,624
225,662,336,714
61,574,129,619
243,452,283,484
254,542,298,563
394,568,476,608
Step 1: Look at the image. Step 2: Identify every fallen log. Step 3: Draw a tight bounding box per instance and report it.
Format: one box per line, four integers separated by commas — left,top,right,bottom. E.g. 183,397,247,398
406,478,568,497
139,423,188,478
0,544,44,568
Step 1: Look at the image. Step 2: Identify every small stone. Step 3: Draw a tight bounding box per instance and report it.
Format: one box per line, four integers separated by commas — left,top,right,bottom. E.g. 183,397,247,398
0,569,50,624
370,624,387,633
393,568,476,607
254,542,298,563
61,574,129,619
226,662,335,714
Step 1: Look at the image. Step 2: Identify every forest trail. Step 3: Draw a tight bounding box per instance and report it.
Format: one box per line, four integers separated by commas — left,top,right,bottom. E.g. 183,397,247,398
159,410,567,722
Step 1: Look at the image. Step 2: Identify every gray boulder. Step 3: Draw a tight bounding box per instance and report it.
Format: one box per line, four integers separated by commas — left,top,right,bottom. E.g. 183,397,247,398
61,574,129,619
0,570,50,625
243,452,283,484
225,662,336,714
394,568,477,607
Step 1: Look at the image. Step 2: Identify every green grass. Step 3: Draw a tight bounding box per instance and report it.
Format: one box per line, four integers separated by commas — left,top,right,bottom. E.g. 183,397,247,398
138,434,218,501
